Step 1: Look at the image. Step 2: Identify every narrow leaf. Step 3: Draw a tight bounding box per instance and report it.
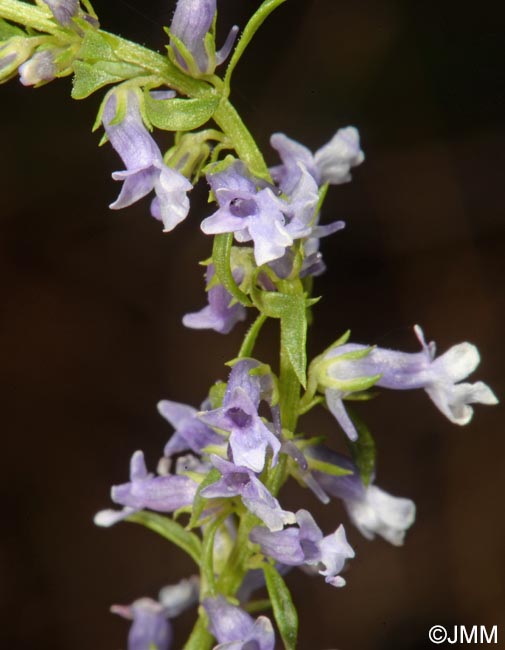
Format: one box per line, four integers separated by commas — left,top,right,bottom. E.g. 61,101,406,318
212,234,252,306
0,17,24,38
260,292,308,387
144,92,219,132
307,457,353,477
187,468,221,529
126,511,202,566
263,564,298,650
346,408,376,487
72,60,143,99
201,514,227,596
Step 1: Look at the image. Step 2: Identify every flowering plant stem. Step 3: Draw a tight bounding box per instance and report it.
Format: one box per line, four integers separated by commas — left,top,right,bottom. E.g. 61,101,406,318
5,2,494,648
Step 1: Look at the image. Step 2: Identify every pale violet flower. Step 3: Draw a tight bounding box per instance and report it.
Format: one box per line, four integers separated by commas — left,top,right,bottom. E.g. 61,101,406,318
42,0,79,26
111,598,172,650
111,578,198,650
250,509,355,587
270,126,364,194
321,325,498,440
308,447,416,546
18,50,56,86
170,0,238,74
158,398,225,457
203,596,275,650
201,455,295,531
201,160,293,266
103,89,192,232
182,264,247,334
94,450,197,526
0,37,40,83
199,359,280,472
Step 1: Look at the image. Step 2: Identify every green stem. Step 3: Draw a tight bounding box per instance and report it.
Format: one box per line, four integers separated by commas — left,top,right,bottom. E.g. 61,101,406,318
216,511,257,596
0,0,60,33
213,98,271,180
182,614,214,650
238,313,267,358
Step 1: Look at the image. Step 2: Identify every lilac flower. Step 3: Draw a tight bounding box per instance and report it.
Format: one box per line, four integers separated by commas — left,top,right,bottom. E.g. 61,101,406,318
308,447,416,546
102,89,192,232
94,450,197,526
42,0,79,26
201,455,295,531
0,37,39,83
111,598,172,650
199,360,280,472
270,126,364,193
182,264,247,334
170,0,238,74
320,325,498,440
111,578,198,650
201,160,293,266
158,399,225,457
250,509,355,587
203,596,275,650
18,50,56,86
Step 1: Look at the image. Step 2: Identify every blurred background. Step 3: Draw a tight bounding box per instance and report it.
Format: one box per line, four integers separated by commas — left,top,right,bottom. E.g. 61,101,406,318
1,1,504,648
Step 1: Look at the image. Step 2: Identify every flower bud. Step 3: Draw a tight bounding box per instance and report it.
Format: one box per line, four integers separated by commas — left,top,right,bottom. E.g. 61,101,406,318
42,0,79,27
0,37,39,83
18,50,56,86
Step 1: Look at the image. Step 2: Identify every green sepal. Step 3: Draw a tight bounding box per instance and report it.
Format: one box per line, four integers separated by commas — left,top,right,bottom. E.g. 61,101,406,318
263,563,298,650
0,18,24,38
297,395,324,415
201,514,227,597
78,29,117,62
126,511,202,566
72,59,144,99
306,457,353,477
144,91,219,132
208,381,227,408
345,390,378,401
245,599,272,614
345,408,376,487
165,29,201,78
212,233,252,307
322,373,381,393
187,468,221,530
256,291,311,387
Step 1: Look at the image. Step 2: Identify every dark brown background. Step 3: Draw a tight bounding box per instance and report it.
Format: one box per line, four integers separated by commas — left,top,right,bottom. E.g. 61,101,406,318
1,1,504,648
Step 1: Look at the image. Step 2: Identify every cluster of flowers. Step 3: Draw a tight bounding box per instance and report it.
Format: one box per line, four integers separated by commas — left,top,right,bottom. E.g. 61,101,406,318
94,325,496,648
2,1,498,649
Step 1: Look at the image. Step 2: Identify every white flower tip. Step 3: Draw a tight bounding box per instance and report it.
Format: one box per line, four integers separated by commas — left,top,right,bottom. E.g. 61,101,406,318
471,381,498,405
282,510,297,526
326,575,346,588
93,509,119,527
440,342,481,381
